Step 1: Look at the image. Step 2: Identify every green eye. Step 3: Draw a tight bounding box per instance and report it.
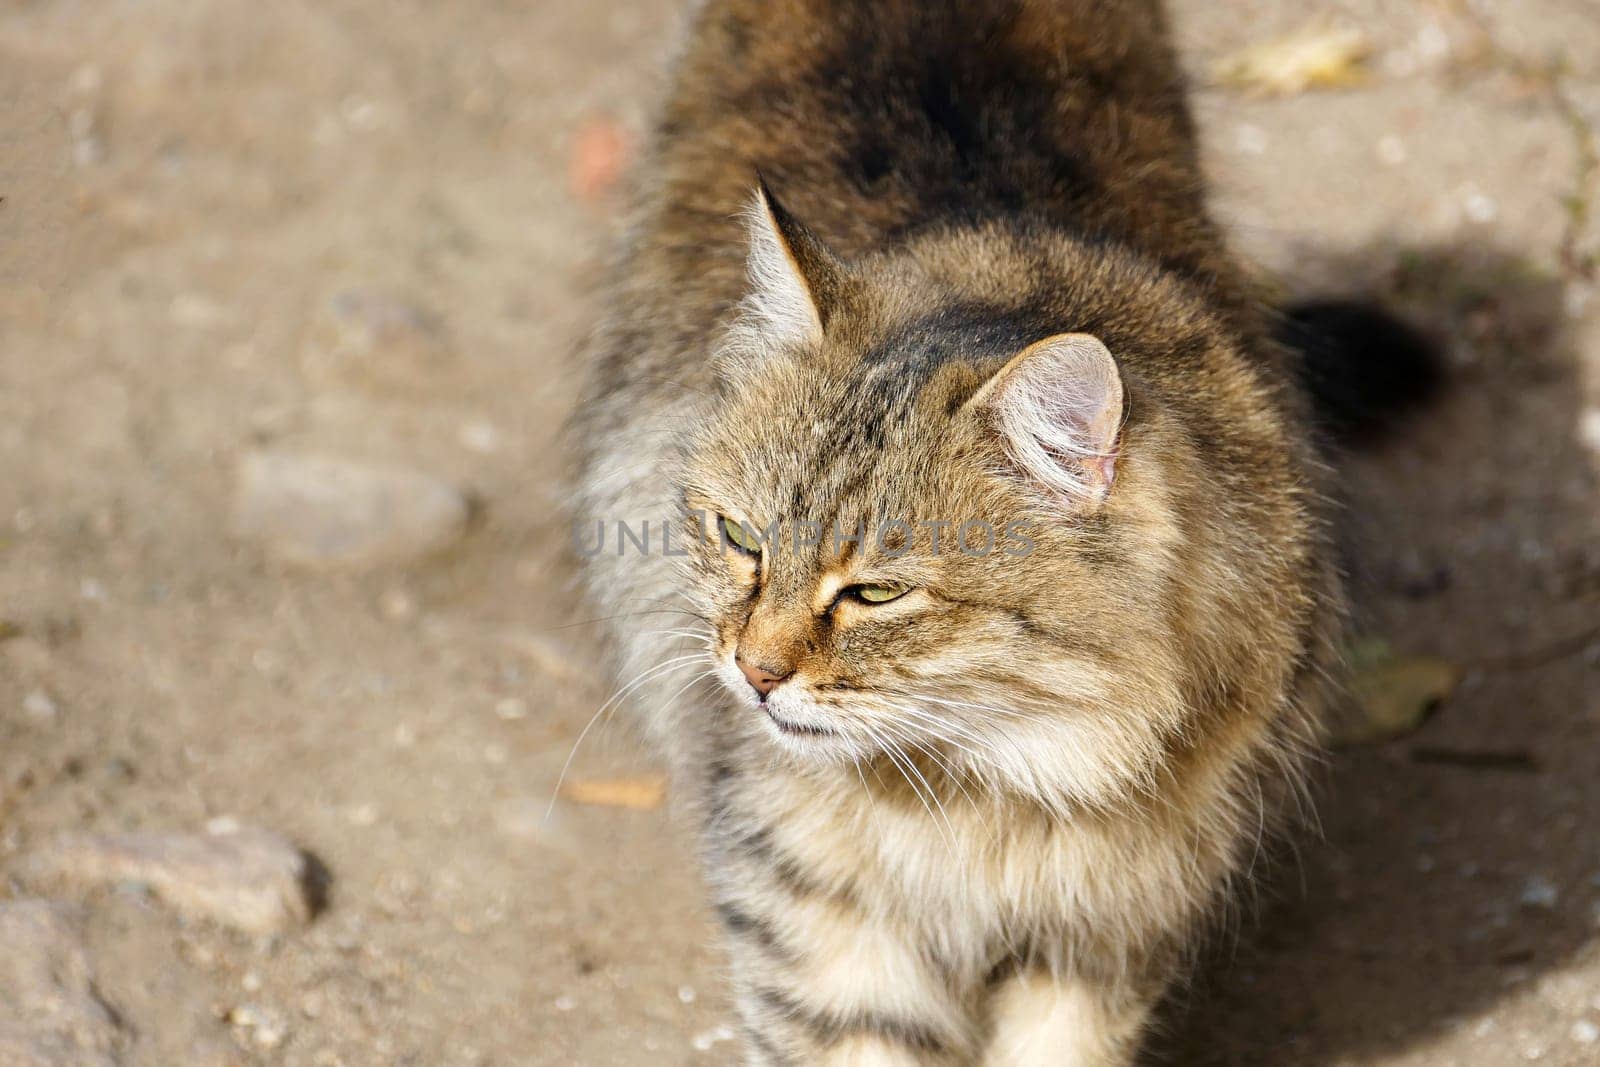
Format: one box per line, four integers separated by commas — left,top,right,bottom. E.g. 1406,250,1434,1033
852,584,909,604
720,516,761,554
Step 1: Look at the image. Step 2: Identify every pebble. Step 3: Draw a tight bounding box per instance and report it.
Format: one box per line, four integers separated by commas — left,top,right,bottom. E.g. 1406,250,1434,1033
22,688,58,721
1520,876,1560,910
14,824,320,936
458,419,500,454
1463,188,1499,224
494,697,528,721
378,588,417,621
1578,408,1600,456
226,1003,288,1050
493,797,554,841
68,106,105,167
1233,123,1268,156
232,450,470,569
0,900,123,1066
1572,1020,1599,1045
346,804,380,828
690,1024,736,1052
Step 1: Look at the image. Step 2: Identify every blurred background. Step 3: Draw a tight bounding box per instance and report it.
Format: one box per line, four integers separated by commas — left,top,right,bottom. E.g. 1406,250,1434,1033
1,1,1597,1064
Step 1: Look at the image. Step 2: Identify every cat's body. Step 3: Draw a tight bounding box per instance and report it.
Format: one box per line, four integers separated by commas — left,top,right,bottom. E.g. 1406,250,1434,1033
573,2,1371,1063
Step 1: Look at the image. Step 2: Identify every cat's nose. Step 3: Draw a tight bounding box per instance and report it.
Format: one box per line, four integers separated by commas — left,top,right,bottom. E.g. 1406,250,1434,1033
736,654,790,699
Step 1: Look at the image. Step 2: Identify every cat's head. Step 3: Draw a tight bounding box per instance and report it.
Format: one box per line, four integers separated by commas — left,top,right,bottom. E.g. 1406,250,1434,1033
676,185,1236,808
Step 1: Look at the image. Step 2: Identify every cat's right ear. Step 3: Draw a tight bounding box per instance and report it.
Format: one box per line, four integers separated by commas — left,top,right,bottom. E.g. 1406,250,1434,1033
965,333,1126,505
735,178,845,354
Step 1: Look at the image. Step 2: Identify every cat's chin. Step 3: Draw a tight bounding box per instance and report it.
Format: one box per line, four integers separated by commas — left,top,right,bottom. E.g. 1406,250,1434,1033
752,698,854,759
758,715,865,765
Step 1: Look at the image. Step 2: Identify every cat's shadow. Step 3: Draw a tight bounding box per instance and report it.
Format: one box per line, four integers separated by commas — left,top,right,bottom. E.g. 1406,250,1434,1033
1155,244,1600,1064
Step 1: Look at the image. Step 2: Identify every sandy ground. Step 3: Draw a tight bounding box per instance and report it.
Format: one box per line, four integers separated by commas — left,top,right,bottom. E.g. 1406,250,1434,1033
1,1,1597,1064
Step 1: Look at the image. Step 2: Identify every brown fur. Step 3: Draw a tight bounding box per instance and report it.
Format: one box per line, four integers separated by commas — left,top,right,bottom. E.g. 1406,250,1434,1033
572,2,1340,1063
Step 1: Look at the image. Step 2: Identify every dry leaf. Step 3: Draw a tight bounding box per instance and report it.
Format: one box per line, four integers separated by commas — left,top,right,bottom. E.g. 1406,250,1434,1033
1213,24,1370,96
1332,637,1459,746
560,775,666,810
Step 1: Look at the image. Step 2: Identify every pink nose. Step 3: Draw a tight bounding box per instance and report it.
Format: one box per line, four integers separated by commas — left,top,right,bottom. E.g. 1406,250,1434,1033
736,655,790,698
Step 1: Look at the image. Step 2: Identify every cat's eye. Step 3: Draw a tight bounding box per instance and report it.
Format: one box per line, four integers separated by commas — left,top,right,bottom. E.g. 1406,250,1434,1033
850,584,909,604
720,515,761,555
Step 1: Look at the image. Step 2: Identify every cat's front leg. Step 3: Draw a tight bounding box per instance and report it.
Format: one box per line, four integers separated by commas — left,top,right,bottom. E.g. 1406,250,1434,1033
716,892,969,1066
980,971,1156,1067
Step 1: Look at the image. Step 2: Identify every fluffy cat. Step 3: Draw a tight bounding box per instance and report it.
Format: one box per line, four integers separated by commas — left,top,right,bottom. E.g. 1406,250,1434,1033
573,1,1431,1062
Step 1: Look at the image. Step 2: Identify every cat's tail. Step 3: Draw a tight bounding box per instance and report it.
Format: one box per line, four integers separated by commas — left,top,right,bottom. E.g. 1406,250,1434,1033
1275,300,1444,445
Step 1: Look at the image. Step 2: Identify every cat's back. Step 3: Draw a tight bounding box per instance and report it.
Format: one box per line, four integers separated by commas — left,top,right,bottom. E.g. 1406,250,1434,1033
582,0,1234,415
636,0,1211,309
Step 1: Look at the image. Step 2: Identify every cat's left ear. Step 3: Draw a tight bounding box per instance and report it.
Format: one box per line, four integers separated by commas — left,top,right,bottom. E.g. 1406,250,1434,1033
966,333,1125,504
740,178,846,351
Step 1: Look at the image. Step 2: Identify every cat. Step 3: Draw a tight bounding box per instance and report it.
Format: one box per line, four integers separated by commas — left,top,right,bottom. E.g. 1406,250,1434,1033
572,1,1435,1063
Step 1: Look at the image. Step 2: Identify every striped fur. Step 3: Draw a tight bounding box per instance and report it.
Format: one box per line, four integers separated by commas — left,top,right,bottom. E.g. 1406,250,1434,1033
572,2,1340,1062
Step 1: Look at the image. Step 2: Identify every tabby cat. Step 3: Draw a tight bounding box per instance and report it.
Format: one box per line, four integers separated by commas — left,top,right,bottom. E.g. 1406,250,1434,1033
572,1,1431,1063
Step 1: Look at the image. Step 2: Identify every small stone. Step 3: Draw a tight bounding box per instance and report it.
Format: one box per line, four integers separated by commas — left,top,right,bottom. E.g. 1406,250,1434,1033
1463,189,1498,224
232,451,469,569
68,106,105,167
1233,123,1267,156
1574,1020,1600,1045
494,697,528,721
1564,282,1593,319
1578,409,1600,456
22,689,58,721
346,804,379,828
15,825,320,936
553,995,575,1012
0,900,122,1066
378,588,417,621
226,1004,288,1050
690,1024,736,1052
677,985,697,1004
240,972,262,994
458,419,500,454
68,64,103,95
1520,876,1559,910
169,293,232,329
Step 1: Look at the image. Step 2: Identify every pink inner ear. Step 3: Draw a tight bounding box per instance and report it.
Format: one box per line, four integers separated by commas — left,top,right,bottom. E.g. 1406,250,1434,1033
987,333,1124,503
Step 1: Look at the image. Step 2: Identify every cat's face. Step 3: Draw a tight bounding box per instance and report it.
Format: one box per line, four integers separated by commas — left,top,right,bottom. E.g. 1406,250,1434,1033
671,190,1185,804
681,354,1026,762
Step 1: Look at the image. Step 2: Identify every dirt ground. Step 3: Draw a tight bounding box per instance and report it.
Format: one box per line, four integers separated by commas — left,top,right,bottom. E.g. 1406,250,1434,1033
1,1,1597,1064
